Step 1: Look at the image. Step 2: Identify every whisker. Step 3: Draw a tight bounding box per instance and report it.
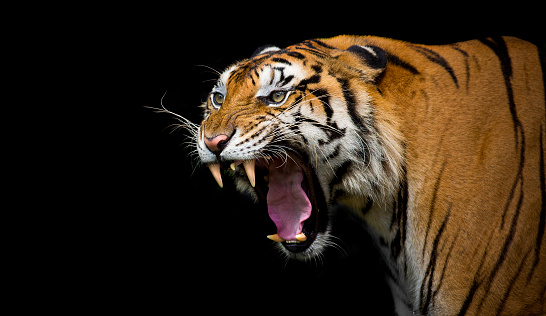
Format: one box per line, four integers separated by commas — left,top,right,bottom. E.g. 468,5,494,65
146,90,201,166
193,64,222,76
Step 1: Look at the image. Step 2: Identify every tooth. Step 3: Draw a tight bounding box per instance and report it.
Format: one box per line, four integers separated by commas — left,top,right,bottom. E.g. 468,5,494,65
243,159,256,187
295,233,307,242
267,234,285,242
207,164,223,188
230,160,243,171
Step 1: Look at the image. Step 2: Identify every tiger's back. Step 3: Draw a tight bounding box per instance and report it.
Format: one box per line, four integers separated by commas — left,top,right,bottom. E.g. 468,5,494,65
192,35,545,315
321,36,546,315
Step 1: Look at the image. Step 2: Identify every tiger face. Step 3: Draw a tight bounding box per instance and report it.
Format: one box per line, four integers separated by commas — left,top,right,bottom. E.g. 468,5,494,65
197,40,404,259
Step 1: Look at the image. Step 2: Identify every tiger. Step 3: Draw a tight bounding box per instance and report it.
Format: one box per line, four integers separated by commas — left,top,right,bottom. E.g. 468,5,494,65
182,35,546,315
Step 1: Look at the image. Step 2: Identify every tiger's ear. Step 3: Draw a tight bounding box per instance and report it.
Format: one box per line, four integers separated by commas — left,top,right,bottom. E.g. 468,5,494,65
251,44,280,58
336,45,387,83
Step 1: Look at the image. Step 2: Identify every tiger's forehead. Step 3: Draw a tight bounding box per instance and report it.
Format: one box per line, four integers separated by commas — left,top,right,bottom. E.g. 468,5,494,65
216,53,310,95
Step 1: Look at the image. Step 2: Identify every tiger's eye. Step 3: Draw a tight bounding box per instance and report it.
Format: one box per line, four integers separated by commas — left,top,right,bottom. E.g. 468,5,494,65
213,93,224,106
271,91,286,103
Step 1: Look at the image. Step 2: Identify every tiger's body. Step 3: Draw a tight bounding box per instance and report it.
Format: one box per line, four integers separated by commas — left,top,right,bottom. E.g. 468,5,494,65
191,36,545,315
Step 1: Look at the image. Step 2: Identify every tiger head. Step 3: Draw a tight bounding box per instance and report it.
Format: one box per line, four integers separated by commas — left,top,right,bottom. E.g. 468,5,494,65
197,39,405,260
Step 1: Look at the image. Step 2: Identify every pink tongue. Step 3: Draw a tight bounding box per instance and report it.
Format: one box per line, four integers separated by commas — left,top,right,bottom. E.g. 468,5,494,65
266,158,312,241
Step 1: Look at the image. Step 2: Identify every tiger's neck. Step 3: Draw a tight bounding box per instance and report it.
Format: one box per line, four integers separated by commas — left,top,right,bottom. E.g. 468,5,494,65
361,183,415,315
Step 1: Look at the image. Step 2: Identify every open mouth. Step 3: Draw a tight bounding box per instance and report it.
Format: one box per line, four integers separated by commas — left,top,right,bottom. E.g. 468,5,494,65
207,151,328,253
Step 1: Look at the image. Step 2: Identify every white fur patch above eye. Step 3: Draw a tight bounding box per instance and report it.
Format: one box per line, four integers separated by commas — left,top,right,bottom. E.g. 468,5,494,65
256,67,276,97
256,63,306,98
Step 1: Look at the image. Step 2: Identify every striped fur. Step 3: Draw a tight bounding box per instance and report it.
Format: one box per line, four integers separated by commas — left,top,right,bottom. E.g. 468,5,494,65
193,36,546,315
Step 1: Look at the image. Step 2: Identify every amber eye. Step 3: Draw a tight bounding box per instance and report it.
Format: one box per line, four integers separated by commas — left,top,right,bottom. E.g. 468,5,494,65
270,91,286,103
211,92,224,108
258,90,291,106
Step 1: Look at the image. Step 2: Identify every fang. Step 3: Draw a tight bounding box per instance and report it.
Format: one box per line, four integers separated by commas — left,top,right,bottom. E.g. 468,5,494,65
243,159,256,187
207,163,223,188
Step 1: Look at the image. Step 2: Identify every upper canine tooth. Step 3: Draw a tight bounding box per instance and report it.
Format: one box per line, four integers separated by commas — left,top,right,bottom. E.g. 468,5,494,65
243,159,255,187
207,163,223,188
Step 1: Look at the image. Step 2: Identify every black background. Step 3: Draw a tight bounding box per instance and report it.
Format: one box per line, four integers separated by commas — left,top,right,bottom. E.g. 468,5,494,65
64,5,543,314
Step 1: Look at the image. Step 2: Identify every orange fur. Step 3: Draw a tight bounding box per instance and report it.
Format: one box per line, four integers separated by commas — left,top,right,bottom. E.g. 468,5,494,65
197,35,546,314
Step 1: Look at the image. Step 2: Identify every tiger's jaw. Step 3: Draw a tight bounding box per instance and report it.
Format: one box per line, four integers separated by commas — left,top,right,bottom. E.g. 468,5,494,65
207,151,330,260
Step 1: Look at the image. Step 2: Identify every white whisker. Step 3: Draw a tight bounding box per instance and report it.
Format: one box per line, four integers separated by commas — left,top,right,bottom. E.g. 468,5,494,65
146,90,201,165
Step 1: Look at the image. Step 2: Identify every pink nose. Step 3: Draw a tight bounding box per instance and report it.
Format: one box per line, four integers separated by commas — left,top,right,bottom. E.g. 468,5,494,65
204,134,230,155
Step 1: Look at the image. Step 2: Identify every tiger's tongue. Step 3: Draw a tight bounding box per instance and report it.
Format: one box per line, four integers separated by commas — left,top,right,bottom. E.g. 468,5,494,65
266,159,312,241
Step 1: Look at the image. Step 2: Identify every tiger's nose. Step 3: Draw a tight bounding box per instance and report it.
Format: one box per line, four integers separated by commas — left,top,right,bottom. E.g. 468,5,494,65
204,134,231,155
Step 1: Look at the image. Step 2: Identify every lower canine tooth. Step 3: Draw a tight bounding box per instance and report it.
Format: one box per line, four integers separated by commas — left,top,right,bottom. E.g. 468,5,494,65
295,233,307,242
243,159,256,187
207,163,223,188
267,234,285,242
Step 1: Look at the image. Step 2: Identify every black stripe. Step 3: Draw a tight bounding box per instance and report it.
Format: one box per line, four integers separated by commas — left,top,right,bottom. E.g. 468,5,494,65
458,227,497,315
450,44,470,91
334,76,371,163
496,248,532,315
528,46,546,282
391,180,408,260
410,44,459,88
420,208,451,314
294,113,324,130
308,39,336,50
423,160,447,258
500,168,525,231
297,74,321,89
310,88,346,145
399,179,408,257
329,160,352,189
288,123,306,144
271,57,292,65
476,183,524,313
278,74,294,87
323,143,341,161
293,46,327,58
458,279,480,316
335,77,370,135
275,67,285,86
478,41,527,303
478,37,523,149
432,230,459,308
311,64,323,73
313,88,332,120
361,198,373,216
530,123,546,282
285,51,305,59
386,53,419,75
